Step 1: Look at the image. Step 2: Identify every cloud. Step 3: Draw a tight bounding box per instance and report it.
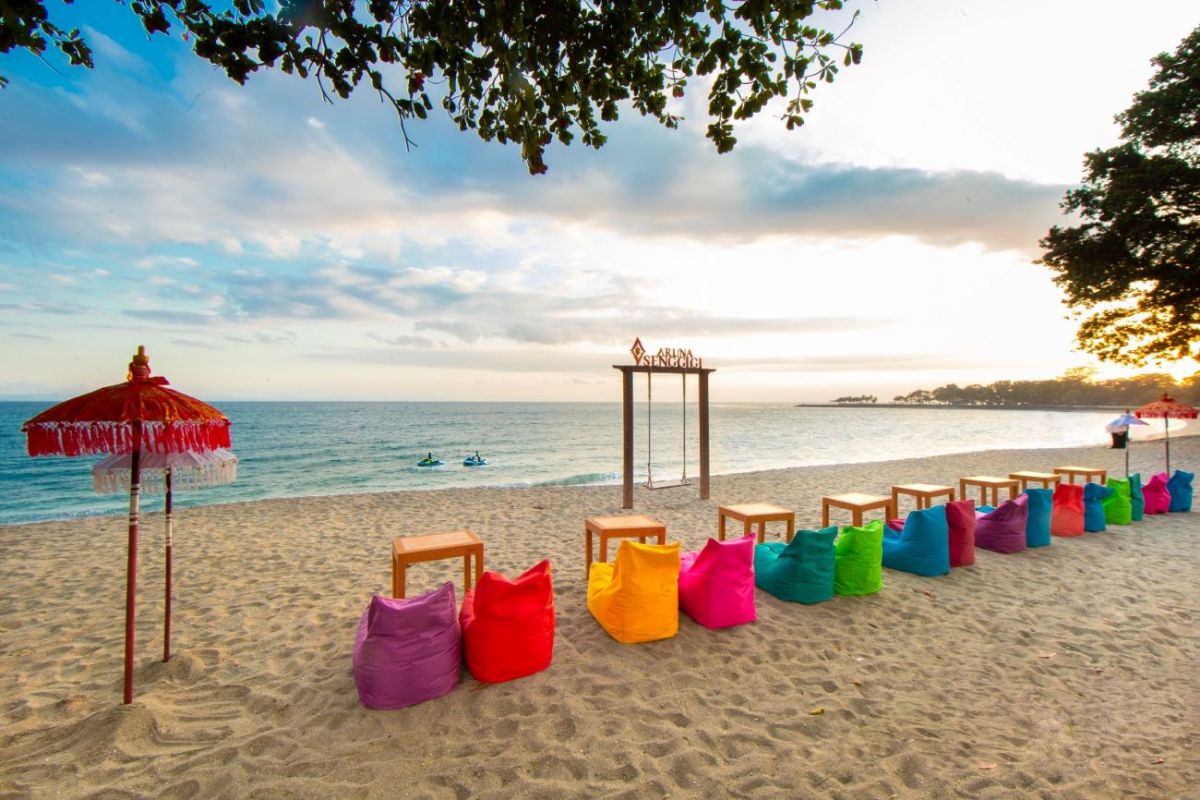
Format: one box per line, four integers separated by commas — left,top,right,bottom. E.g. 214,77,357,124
122,309,221,326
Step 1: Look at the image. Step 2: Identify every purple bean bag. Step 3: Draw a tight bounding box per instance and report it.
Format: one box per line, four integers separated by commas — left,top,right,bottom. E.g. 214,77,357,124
679,533,756,629
1143,472,1171,515
975,495,1029,553
352,582,461,709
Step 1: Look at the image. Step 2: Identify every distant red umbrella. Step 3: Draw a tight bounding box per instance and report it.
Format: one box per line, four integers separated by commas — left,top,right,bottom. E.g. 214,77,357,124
22,347,230,704
1134,393,1197,475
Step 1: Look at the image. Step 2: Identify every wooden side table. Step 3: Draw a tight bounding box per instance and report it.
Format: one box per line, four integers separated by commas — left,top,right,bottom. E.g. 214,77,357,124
891,484,955,513
585,514,667,577
717,503,796,544
1053,466,1107,485
821,493,895,528
1008,471,1062,491
959,476,1019,507
392,529,484,599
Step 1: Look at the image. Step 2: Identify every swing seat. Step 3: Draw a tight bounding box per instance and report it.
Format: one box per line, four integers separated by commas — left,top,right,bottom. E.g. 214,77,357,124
645,478,691,490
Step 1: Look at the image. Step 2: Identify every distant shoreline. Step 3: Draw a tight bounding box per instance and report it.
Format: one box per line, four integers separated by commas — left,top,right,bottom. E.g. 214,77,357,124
796,403,1133,413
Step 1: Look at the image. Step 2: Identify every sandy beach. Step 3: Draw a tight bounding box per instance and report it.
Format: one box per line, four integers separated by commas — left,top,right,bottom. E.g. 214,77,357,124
1,437,1196,799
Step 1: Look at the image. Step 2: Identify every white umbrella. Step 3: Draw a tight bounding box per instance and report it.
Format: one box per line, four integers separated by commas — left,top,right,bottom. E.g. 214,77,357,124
92,448,237,663
1106,412,1149,477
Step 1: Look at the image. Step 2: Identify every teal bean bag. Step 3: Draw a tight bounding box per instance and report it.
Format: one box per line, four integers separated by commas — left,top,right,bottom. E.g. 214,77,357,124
834,520,883,596
754,526,837,604
1128,473,1145,521
1102,478,1132,525
1167,470,1194,512
881,505,950,576
1083,482,1114,531
1023,488,1053,548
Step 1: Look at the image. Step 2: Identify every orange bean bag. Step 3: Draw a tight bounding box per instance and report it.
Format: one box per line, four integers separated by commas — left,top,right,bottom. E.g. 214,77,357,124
1050,483,1085,537
459,559,555,683
587,540,680,644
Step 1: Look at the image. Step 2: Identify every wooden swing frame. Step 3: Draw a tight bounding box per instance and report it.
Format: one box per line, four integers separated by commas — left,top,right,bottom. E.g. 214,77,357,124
614,363,715,509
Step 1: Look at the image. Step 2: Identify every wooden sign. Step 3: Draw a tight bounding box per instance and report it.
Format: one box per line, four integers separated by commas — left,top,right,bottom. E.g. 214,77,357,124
630,337,703,369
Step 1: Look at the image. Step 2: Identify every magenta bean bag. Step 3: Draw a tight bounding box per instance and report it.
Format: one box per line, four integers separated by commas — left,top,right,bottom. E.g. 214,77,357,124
945,499,977,567
460,560,555,684
975,495,1029,553
352,582,461,709
679,533,756,629
1143,472,1171,514
1051,483,1085,537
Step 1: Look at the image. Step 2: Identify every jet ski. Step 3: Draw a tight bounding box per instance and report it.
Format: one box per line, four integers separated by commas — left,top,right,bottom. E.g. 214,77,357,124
463,453,488,467
417,455,443,467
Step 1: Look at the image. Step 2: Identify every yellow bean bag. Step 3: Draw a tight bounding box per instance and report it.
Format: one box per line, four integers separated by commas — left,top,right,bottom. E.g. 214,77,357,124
587,540,680,643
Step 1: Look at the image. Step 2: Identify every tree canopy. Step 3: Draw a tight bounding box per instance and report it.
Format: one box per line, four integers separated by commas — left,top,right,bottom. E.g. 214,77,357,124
1,0,863,173
1038,26,1199,367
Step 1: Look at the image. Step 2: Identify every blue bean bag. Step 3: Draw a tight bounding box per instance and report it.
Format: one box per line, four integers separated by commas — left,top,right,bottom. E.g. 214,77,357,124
1128,473,1145,521
881,505,950,577
1084,482,1114,531
834,520,883,596
975,496,1028,553
1102,479,1132,525
1022,488,1053,548
1167,470,1194,512
754,526,837,604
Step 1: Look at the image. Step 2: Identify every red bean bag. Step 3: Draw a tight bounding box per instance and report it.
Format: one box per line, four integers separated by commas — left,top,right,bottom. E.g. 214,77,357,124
945,499,977,567
459,560,555,683
1051,483,1085,537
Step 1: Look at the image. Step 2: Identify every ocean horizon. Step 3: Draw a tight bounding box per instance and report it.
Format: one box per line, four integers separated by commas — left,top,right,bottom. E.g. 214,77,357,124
0,401,1176,525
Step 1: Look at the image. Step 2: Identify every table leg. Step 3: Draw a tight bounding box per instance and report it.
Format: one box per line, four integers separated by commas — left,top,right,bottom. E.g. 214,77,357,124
959,480,967,503
743,518,752,542
600,534,608,566
463,554,471,592
822,501,830,528
474,546,483,587
657,532,665,546
755,522,765,544
585,528,593,578
718,512,726,541
853,509,863,526
786,516,795,543
394,560,407,599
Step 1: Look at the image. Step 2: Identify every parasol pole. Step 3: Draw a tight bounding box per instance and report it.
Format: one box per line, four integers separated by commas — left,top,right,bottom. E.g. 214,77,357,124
123,420,142,705
164,467,173,663
1165,417,1170,475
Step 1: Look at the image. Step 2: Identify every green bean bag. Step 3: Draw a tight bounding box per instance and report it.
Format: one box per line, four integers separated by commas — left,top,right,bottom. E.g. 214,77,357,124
1128,473,1145,521
754,526,837,604
1102,478,1132,525
834,519,883,596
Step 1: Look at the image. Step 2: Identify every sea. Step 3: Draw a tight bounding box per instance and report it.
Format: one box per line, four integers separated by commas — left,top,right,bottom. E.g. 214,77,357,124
0,401,1171,525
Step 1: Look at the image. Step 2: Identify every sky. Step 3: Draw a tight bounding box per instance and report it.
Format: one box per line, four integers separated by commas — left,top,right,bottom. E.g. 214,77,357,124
0,1,1196,402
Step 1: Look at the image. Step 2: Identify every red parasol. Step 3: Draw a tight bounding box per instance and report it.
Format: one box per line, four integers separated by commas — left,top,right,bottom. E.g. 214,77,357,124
1134,393,1197,476
22,346,230,704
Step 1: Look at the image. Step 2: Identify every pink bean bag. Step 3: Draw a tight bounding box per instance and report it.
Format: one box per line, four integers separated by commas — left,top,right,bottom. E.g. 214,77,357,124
679,533,756,629
460,560,555,684
1051,483,1085,537
975,495,1029,554
1143,472,1171,514
352,583,461,709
